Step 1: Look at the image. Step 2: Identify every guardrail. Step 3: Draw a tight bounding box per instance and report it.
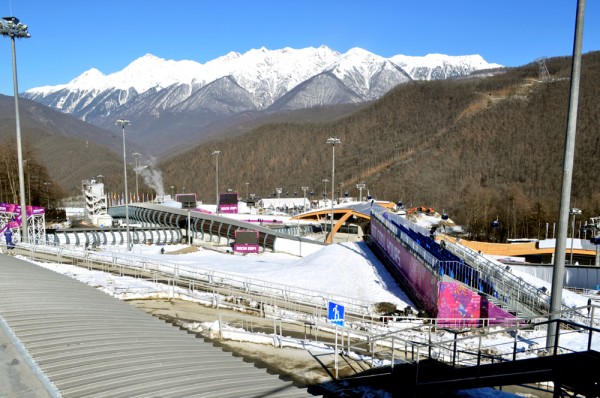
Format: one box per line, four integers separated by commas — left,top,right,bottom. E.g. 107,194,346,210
371,205,559,317
444,240,570,316
209,306,597,384
13,242,378,321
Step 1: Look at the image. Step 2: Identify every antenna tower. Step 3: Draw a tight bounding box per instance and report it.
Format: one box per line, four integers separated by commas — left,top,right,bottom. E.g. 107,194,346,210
535,57,550,81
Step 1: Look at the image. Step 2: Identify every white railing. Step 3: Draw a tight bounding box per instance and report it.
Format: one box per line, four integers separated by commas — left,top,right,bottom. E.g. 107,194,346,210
17,242,376,319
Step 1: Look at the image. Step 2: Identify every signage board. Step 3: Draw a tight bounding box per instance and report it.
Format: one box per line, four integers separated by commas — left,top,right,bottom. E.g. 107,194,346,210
327,301,345,327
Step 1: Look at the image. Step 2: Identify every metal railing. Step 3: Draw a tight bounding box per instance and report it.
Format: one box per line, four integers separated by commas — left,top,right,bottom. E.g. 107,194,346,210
13,242,377,321
444,240,574,316
370,205,562,317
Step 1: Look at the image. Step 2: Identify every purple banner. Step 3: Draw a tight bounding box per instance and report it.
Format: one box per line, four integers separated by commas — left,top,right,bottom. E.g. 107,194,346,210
371,219,439,315
233,243,259,253
0,203,45,215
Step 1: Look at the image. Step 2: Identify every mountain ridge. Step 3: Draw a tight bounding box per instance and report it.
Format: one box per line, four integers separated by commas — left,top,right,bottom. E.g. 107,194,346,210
22,46,502,155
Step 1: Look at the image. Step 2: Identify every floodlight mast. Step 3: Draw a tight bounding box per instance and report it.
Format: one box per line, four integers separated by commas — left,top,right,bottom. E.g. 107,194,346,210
116,119,131,251
212,151,221,211
132,152,141,200
356,183,366,202
326,137,341,244
0,17,30,243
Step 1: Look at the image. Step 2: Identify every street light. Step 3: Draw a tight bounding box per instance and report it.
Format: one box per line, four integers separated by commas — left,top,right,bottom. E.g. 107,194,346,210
0,17,30,243
116,119,131,251
170,185,174,199
322,178,329,199
132,152,141,201
301,186,309,212
356,183,366,202
212,151,221,211
43,182,51,209
245,182,249,200
327,137,341,244
570,208,582,265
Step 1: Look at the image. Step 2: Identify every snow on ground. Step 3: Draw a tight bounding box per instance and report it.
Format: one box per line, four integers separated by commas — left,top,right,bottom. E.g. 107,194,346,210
18,239,599,398
109,241,415,308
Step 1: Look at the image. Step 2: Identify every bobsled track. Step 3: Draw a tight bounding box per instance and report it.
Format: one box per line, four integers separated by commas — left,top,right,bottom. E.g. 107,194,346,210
368,203,569,321
43,203,325,255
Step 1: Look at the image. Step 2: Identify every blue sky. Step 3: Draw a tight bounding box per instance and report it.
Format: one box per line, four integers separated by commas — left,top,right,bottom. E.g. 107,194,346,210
0,0,598,95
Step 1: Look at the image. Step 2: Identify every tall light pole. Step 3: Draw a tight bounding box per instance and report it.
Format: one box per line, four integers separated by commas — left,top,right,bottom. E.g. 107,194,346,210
212,150,221,211
356,183,366,202
327,137,341,244
170,185,174,199
301,186,309,212
547,0,586,350
44,182,51,209
0,17,30,243
245,182,249,200
569,208,582,265
116,119,131,251
132,152,140,201
322,178,329,201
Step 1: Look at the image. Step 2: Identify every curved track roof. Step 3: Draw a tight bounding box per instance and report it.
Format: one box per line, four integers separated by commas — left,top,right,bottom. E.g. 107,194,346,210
0,254,316,397
109,203,320,251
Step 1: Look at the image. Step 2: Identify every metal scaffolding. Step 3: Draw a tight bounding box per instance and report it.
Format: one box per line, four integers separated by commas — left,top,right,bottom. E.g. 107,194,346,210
0,205,45,244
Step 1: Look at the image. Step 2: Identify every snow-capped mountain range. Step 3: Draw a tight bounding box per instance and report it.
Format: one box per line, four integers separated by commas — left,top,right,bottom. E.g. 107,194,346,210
23,46,502,155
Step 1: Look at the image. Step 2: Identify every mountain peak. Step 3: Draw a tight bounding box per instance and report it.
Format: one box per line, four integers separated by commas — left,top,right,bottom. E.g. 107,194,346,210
23,45,504,137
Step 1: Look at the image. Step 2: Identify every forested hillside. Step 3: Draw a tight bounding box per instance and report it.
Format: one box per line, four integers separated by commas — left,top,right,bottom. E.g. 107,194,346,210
159,52,600,241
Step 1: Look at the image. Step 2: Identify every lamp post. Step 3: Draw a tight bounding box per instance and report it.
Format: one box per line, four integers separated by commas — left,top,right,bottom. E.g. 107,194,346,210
570,208,582,265
170,185,174,199
0,17,30,243
245,182,249,201
356,183,366,202
116,119,131,251
132,152,140,201
212,150,221,211
301,186,309,212
322,178,329,201
43,182,51,209
327,137,341,244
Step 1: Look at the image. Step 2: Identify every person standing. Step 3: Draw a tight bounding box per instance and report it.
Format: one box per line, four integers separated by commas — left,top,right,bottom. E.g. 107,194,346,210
4,228,15,251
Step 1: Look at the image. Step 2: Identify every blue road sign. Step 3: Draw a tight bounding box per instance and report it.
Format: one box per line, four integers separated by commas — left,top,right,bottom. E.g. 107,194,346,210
328,301,345,327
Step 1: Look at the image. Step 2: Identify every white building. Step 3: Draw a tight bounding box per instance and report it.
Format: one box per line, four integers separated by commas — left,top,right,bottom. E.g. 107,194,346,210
82,178,112,227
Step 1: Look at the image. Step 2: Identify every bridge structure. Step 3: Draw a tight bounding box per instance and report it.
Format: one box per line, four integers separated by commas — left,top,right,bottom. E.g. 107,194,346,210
291,201,396,244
